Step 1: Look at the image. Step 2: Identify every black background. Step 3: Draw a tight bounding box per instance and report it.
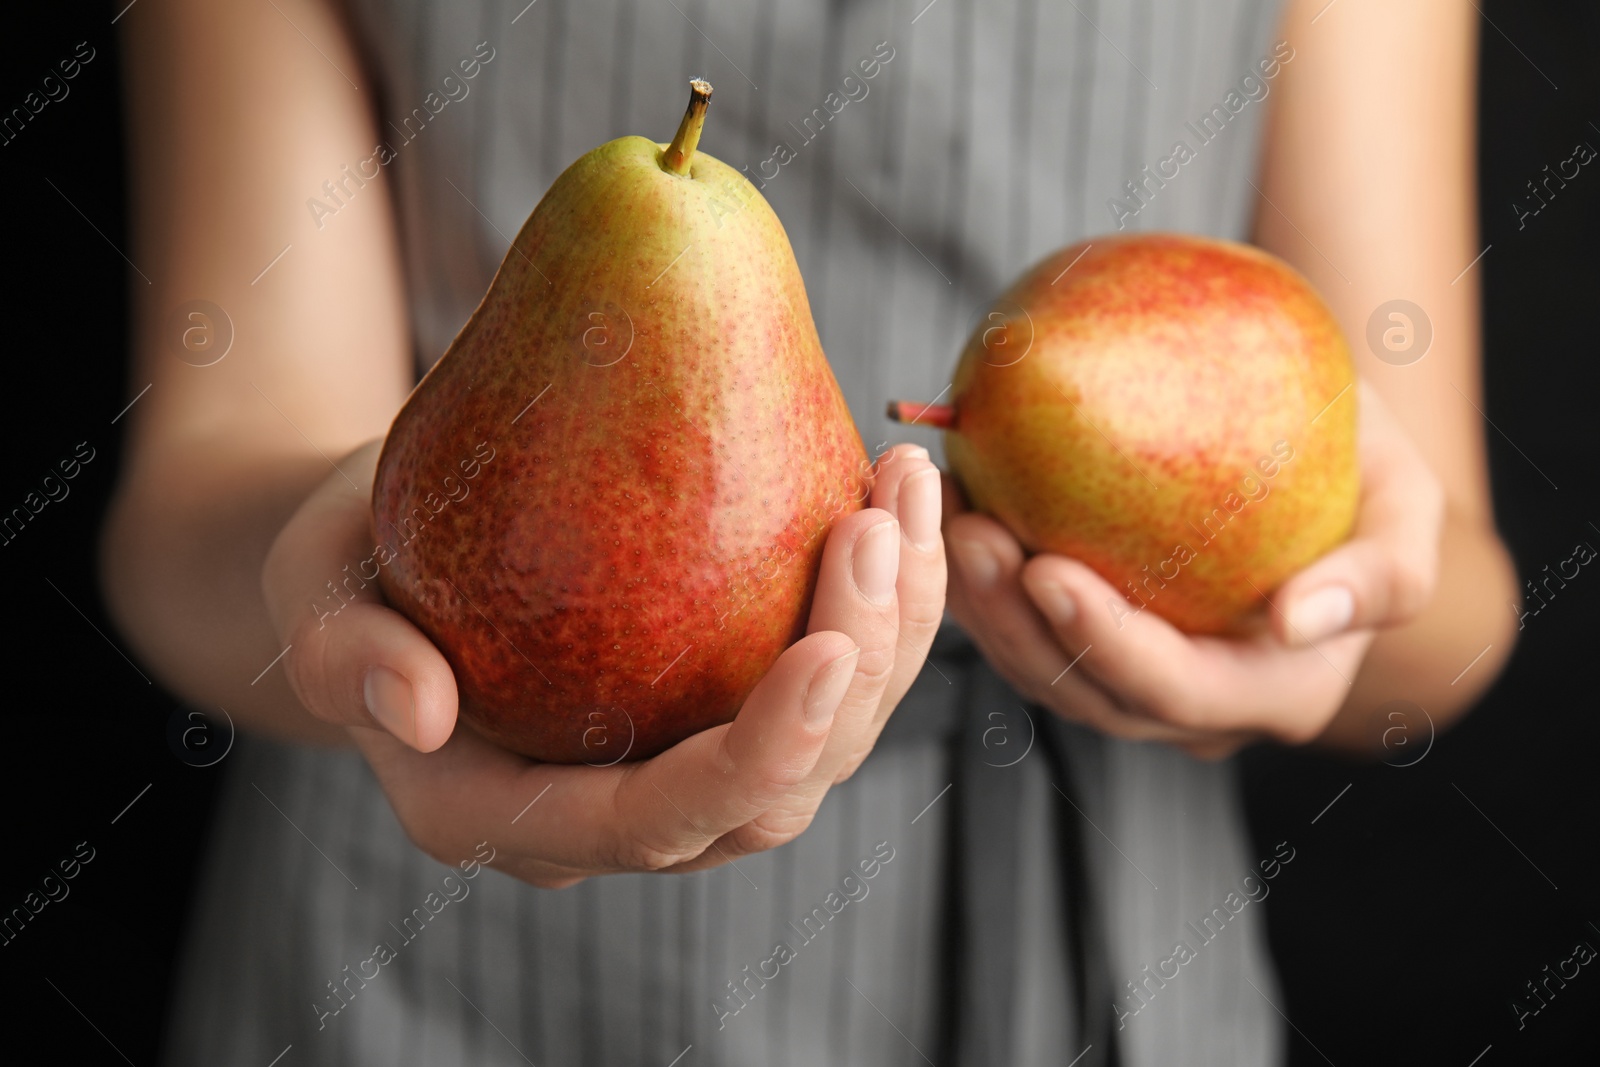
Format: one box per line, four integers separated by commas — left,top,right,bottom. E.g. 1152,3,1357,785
0,2,1595,1063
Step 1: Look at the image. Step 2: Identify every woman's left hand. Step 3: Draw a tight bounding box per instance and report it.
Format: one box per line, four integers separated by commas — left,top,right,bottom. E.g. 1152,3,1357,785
943,381,1444,759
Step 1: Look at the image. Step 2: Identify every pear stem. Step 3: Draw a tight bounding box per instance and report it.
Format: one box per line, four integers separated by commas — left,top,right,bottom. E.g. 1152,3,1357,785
886,401,957,430
662,79,713,176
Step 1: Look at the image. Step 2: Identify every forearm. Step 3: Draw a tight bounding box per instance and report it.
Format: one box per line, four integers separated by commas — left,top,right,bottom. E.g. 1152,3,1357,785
101,441,349,745
109,0,413,746
1316,510,1517,753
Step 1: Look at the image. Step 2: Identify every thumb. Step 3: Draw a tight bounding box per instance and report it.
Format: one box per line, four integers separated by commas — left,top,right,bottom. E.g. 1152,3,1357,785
1272,384,1443,646
262,442,459,751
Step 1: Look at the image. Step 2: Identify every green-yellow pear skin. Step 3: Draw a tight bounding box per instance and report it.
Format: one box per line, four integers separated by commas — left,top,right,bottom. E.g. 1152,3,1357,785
891,234,1358,634
372,81,869,763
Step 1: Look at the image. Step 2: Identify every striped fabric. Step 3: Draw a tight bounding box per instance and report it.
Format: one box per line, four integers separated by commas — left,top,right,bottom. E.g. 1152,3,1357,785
162,1,1290,1064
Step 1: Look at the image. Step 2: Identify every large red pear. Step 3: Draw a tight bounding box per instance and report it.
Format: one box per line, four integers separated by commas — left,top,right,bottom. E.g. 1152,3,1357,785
372,82,869,762
891,233,1358,634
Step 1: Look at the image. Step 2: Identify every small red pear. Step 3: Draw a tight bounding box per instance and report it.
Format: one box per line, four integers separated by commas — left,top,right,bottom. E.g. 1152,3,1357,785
891,233,1358,634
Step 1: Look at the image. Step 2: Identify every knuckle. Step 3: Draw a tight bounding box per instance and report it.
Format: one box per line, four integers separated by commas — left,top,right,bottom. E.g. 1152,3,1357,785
614,830,690,873
282,623,342,724
750,761,812,799
898,596,948,638
848,647,897,692
715,739,811,798
493,850,586,890
728,809,814,855
603,793,695,871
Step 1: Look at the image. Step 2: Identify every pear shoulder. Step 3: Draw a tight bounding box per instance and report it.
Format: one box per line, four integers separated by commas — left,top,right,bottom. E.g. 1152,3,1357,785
539,134,777,238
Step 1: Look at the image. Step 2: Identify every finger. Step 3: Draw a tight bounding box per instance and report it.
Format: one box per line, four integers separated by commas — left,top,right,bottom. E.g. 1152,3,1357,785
865,443,929,516
869,447,947,717
1022,551,1368,741
643,473,934,851
349,632,858,885
261,442,458,751
946,511,1081,700
1019,552,1204,718
347,710,574,884
387,631,861,878
1272,385,1443,645
946,512,1202,744
603,630,859,870
284,600,460,752
714,471,938,825
802,507,904,779
701,459,947,839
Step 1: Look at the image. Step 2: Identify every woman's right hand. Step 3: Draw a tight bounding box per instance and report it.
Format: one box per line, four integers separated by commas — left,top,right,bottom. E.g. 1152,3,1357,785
262,440,944,888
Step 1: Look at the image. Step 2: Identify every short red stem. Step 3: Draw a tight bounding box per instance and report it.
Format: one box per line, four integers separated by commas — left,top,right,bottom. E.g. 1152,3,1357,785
885,400,957,430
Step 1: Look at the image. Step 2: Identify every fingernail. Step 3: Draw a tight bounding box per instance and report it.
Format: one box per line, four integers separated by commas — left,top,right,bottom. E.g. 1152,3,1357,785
950,536,999,589
853,520,900,605
364,666,417,744
1029,578,1077,626
900,468,942,553
1286,586,1354,644
804,646,859,725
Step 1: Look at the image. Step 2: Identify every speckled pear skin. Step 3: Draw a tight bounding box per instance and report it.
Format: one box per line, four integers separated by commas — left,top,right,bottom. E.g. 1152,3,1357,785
945,234,1359,634
372,134,868,763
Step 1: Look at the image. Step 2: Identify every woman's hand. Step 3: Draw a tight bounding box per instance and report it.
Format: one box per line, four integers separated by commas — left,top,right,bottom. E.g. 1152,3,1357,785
262,441,945,887
944,381,1443,759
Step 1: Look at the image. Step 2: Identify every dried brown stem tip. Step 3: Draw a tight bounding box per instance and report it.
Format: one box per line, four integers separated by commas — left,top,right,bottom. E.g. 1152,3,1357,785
661,79,714,176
